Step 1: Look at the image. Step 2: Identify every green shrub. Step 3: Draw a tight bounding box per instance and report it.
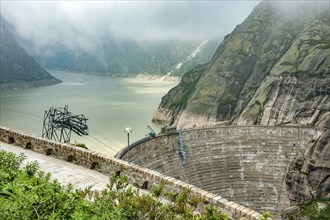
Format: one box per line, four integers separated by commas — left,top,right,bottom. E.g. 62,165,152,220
151,182,165,198
0,150,230,220
259,211,273,220
294,199,330,220
73,141,88,149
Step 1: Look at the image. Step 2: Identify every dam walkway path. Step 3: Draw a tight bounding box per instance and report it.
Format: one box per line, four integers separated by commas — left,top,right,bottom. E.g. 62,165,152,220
0,141,110,191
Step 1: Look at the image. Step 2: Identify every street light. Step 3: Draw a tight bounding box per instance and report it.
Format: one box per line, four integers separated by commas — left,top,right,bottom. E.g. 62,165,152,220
124,127,132,163
124,127,132,146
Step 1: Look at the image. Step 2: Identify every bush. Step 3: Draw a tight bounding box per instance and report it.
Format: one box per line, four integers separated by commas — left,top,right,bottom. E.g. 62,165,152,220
288,200,330,220
0,150,229,220
259,211,273,220
73,141,88,149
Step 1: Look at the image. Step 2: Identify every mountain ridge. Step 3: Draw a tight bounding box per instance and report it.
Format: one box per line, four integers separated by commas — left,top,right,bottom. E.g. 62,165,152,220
153,0,330,129
0,16,61,90
11,30,219,77
152,2,330,214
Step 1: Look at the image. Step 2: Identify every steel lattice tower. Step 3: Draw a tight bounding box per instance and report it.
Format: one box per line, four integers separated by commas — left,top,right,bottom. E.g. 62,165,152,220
42,105,88,143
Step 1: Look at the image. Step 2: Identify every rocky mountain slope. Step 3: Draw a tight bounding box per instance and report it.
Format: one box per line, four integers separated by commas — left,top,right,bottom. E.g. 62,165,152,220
0,16,61,90
153,1,330,215
153,1,329,129
14,33,219,77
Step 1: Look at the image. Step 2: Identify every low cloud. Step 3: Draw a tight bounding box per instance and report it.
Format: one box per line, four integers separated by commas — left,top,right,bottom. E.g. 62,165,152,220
1,1,261,53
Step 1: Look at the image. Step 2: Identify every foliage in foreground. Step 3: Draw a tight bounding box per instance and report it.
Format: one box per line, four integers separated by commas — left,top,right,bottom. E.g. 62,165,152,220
285,199,330,220
258,211,273,220
0,150,228,219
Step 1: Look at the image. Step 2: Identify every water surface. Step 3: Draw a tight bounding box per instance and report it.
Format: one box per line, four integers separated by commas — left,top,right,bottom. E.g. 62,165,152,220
0,71,177,155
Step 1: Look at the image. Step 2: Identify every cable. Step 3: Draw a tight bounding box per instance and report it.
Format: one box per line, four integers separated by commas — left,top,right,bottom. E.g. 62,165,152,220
1,107,119,145
88,134,119,153
83,135,118,154
81,136,108,152
0,109,42,122
0,107,43,119
0,107,122,154
90,127,122,148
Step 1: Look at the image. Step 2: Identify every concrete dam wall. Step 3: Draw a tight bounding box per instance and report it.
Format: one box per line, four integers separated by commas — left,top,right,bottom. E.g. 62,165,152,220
118,126,324,214
1,126,263,219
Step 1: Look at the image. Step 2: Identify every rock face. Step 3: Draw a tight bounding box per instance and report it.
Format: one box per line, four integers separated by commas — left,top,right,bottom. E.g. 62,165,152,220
153,1,330,129
286,129,330,204
152,1,330,215
0,16,61,90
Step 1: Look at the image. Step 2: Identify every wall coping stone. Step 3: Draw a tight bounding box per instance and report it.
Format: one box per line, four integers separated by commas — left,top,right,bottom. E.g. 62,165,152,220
117,124,325,160
241,207,253,216
213,195,223,201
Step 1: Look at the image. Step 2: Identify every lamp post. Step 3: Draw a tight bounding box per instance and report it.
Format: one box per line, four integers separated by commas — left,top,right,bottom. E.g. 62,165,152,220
124,127,132,162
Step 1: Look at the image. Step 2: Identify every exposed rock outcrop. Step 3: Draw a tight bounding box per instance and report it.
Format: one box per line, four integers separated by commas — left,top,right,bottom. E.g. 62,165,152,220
152,1,330,216
153,1,330,129
286,129,330,204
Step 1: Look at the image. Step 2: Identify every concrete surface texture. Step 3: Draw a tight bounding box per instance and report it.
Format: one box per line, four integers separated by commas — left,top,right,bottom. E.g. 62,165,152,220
119,126,324,215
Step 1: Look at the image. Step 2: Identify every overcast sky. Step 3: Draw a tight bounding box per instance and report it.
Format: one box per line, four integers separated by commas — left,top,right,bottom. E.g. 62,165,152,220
1,1,262,52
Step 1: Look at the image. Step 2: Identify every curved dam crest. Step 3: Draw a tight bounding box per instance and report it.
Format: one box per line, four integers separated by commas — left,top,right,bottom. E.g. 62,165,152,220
1,125,326,219
0,126,262,219
117,126,325,216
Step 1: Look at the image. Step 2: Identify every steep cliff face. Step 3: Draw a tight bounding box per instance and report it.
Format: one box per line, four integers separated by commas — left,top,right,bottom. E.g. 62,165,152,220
0,16,61,90
153,1,330,129
284,128,330,218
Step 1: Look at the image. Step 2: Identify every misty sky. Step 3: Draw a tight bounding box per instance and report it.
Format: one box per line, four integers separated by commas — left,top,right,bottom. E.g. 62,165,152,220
1,1,262,51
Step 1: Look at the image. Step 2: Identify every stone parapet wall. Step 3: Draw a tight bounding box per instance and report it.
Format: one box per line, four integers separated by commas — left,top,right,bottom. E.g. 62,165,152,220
119,125,324,216
0,126,261,220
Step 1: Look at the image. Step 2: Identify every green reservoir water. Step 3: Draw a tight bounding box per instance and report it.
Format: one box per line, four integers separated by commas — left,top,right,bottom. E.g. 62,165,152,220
0,71,177,155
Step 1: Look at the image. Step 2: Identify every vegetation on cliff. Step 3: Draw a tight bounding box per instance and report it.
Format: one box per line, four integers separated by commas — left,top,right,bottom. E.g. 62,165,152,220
0,16,61,88
153,1,329,128
283,199,330,220
0,151,228,219
152,2,330,216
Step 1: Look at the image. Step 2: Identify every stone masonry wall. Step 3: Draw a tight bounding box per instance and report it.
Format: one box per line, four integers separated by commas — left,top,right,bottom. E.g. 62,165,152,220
0,126,261,220
119,126,324,216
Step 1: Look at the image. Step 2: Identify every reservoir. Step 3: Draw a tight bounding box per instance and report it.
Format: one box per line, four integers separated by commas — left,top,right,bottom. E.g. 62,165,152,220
0,71,177,155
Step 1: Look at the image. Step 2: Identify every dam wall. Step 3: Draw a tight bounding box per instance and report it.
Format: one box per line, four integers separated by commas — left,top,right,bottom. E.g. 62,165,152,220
118,126,324,214
0,126,261,220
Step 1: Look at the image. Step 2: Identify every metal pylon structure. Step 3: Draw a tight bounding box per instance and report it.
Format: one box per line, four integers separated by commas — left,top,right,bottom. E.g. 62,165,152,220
42,105,88,143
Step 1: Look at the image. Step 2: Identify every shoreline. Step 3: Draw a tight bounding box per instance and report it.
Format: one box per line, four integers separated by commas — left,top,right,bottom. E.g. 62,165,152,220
0,78,62,91
50,69,181,82
135,74,180,82
0,71,180,91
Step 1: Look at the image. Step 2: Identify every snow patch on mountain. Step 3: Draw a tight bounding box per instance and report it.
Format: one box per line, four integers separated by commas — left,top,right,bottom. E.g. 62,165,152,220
166,40,208,77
